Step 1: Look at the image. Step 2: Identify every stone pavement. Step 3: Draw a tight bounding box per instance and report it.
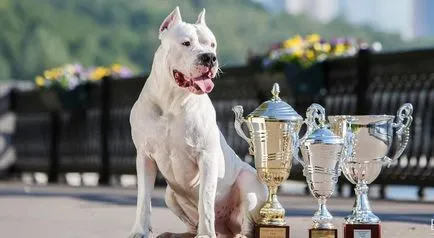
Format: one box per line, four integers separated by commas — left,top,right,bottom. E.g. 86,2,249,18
0,183,433,238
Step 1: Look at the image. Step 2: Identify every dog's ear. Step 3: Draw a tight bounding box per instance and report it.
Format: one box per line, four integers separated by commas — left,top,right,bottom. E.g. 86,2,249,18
159,6,182,38
196,8,206,25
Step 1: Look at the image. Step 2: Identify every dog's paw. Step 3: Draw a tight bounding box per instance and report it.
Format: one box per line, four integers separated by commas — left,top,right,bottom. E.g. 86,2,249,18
129,224,152,238
128,233,146,238
158,232,195,238
156,232,171,238
128,229,151,238
195,235,216,238
233,234,248,238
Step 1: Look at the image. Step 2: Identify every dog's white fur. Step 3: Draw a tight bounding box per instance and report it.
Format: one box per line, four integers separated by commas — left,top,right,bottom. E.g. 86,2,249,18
128,7,267,238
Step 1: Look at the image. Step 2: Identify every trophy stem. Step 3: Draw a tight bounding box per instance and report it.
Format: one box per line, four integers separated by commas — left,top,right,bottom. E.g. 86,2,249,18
345,181,380,224
312,196,334,229
259,186,286,226
356,182,372,213
268,186,278,202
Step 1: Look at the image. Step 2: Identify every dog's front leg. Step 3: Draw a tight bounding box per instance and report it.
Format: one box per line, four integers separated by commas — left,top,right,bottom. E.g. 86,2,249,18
196,151,219,238
129,152,158,238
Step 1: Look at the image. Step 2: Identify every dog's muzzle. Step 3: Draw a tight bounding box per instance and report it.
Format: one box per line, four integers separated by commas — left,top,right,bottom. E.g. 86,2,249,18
198,53,217,68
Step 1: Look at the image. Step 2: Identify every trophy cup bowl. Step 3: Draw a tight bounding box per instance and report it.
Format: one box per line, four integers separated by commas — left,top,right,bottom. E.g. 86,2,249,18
329,115,395,187
252,118,295,226
233,83,303,238
293,104,347,238
328,103,413,238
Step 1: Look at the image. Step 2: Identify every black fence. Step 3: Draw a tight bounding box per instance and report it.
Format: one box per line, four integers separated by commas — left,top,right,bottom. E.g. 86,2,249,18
6,48,434,199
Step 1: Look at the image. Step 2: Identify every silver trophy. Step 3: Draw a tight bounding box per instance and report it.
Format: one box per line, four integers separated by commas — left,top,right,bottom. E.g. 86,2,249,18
292,104,348,235
328,103,413,224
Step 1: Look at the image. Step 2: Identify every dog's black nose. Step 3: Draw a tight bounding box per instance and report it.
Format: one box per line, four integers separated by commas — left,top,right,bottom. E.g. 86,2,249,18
199,53,217,66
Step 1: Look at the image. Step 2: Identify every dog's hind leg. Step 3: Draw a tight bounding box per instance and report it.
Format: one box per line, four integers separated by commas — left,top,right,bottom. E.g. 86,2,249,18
162,185,197,237
231,169,267,238
129,152,158,238
157,186,197,238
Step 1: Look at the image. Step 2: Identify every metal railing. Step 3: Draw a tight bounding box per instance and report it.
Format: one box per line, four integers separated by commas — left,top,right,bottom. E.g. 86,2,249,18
6,48,434,199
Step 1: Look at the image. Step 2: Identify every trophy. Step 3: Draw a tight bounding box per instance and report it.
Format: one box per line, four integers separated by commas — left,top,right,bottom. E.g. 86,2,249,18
292,104,348,238
233,83,304,238
328,103,413,238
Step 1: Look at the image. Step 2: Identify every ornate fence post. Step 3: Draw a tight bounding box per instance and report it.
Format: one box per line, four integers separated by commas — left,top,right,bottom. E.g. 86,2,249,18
48,111,60,183
99,76,111,185
355,48,372,115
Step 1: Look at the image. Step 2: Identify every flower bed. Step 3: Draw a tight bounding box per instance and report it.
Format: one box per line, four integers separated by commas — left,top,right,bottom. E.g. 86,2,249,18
248,34,375,101
34,64,134,110
262,34,369,70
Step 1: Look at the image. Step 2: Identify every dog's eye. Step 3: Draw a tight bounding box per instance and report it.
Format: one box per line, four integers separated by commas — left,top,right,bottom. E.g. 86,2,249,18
182,41,191,47
211,43,215,48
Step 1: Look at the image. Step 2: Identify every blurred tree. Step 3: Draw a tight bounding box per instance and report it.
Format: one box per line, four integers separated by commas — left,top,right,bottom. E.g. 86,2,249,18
0,55,11,79
0,0,432,80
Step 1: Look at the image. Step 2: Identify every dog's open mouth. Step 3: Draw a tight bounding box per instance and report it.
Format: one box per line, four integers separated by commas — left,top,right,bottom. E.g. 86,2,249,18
173,70,215,94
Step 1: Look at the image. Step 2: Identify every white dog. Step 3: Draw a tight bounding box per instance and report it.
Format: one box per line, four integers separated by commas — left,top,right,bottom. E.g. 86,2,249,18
128,7,267,238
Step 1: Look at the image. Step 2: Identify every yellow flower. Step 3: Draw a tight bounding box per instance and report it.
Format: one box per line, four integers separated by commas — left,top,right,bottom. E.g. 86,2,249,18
283,39,297,49
53,68,62,79
293,35,303,45
43,68,63,80
322,43,331,53
313,43,322,51
293,48,303,57
111,64,122,73
283,35,303,49
306,34,320,43
90,67,111,81
334,44,346,55
306,50,315,60
35,76,45,87
44,70,52,80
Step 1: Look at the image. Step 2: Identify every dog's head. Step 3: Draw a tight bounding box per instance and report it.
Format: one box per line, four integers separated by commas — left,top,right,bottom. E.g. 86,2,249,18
158,7,219,95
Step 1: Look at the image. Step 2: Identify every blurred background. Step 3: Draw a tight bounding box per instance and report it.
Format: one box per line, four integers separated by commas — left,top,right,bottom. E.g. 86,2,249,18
1,0,434,81
0,0,433,204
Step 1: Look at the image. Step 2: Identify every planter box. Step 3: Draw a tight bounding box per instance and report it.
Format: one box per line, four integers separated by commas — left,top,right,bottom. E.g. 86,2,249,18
40,83,95,111
259,61,326,111
283,62,325,98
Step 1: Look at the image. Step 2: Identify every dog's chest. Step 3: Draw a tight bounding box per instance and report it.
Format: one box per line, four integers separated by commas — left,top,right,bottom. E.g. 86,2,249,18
149,114,202,189
131,96,216,193
149,112,201,151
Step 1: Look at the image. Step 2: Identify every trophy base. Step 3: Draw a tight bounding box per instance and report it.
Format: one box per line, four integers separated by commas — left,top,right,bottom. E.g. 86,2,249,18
309,228,337,238
254,224,290,238
344,224,381,238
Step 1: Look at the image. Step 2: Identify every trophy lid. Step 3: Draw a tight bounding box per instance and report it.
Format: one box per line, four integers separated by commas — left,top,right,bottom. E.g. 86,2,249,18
247,83,303,122
306,127,343,144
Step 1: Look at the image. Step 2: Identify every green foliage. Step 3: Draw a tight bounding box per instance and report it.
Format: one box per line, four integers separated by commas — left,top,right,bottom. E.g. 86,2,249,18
0,0,433,80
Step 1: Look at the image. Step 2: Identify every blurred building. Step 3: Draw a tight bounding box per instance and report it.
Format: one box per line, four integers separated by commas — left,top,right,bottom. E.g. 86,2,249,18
342,0,415,40
259,0,341,23
344,0,434,40
413,0,434,38
255,0,434,40
284,0,340,23
283,0,305,15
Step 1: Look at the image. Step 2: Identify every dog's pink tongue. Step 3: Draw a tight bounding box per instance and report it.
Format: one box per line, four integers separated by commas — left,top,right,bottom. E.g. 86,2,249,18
194,78,214,93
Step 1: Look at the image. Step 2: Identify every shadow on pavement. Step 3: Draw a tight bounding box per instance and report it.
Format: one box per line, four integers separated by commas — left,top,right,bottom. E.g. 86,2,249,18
0,189,431,225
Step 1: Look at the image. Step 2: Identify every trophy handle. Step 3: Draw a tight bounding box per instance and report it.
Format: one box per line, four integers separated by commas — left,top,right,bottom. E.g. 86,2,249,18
303,103,327,139
294,103,327,167
340,129,354,171
385,103,413,166
292,103,326,167
232,105,254,155
291,131,305,167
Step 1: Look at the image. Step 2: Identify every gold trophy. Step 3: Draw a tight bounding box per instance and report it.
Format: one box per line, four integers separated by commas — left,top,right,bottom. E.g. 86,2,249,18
233,83,304,238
